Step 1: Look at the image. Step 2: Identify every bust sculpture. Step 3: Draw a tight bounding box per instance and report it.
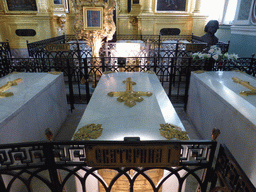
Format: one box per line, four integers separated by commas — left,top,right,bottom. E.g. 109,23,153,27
200,20,219,46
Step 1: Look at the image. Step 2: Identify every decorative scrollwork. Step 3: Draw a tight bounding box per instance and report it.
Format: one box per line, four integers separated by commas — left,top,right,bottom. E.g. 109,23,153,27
159,123,189,140
72,124,103,141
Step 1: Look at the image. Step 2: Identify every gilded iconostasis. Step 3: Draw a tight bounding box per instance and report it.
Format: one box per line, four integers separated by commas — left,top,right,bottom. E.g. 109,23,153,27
0,0,207,51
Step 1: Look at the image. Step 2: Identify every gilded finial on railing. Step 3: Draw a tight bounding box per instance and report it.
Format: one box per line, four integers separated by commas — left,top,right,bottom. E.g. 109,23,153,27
211,128,220,141
45,128,53,141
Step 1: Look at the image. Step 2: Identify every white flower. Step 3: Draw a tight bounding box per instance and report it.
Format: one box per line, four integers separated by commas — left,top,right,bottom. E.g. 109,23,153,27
192,45,239,62
230,54,239,60
208,49,214,54
206,54,211,59
212,54,219,61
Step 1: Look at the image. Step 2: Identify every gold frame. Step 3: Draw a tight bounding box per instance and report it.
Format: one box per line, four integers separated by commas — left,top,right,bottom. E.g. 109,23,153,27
154,0,188,13
3,0,37,14
83,7,103,30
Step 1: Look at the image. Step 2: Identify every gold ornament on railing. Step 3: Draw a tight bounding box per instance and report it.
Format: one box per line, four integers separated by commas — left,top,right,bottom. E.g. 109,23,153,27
0,78,23,98
108,77,152,107
73,124,103,141
211,128,220,141
159,123,189,140
45,128,54,141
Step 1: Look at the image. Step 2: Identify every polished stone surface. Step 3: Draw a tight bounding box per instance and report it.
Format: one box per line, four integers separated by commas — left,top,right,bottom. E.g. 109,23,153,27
0,72,68,144
187,71,256,186
74,72,185,141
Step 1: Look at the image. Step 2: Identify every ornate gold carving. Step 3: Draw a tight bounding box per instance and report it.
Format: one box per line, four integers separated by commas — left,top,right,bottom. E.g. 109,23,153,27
57,14,67,34
0,78,22,98
73,124,103,141
159,123,189,140
73,0,116,59
193,70,206,74
232,77,256,96
108,77,152,107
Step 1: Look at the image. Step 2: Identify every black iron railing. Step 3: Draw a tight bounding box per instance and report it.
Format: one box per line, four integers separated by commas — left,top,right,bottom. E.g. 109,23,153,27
1,56,256,110
0,41,12,78
0,140,217,192
210,144,256,192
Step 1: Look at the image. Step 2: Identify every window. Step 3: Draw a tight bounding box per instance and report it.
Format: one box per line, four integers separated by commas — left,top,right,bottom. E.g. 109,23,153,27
200,0,238,25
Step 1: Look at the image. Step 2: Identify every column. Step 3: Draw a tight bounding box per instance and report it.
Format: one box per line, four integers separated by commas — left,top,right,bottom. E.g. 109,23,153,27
193,0,202,13
141,0,153,14
118,0,128,14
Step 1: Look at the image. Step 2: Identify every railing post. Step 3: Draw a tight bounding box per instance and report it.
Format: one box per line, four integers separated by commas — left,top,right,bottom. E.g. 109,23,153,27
84,58,91,103
76,40,83,81
168,57,174,98
184,57,192,111
158,35,161,60
250,53,255,75
154,56,157,73
3,58,10,76
67,59,75,111
101,54,105,73
43,143,62,192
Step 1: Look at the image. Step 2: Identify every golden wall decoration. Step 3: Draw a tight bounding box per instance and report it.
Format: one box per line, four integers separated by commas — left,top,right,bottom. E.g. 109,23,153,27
0,0,208,52
73,0,116,59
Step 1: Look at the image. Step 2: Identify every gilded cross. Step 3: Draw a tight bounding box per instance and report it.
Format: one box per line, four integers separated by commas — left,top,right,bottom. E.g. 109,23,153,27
232,77,256,96
0,78,23,98
108,77,152,107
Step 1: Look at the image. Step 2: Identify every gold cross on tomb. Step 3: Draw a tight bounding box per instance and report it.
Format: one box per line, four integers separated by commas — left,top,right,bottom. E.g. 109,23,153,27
108,77,152,107
232,77,256,96
0,78,23,98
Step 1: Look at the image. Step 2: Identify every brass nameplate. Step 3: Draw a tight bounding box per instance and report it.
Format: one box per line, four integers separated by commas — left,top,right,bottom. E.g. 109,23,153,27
46,44,70,52
86,144,181,167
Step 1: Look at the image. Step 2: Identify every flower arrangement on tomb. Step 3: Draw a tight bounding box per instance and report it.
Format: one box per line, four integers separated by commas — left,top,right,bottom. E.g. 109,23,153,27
192,45,238,62
73,124,103,141
159,123,189,140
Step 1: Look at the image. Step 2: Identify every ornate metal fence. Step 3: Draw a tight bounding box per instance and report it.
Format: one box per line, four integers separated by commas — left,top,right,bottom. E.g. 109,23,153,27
1,56,256,110
0,41,12,78
0,140,217,192
210,144,256,192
